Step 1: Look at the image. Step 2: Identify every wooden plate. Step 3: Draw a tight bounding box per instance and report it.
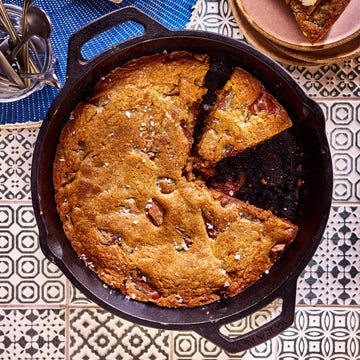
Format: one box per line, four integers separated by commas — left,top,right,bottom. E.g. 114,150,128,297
230,0,360,65
230,0,320,66
236,0,360,51
270,34,360,64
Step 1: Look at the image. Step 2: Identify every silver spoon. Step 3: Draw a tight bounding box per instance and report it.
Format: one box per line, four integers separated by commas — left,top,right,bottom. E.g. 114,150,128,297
0,50,25,87
0,0,19,45
0,1,38,77
7,6,51,64
20,0,35,78
20,70,61,89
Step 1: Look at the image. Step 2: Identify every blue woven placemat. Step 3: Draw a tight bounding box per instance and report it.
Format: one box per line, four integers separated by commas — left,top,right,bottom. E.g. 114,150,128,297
0,0,198,125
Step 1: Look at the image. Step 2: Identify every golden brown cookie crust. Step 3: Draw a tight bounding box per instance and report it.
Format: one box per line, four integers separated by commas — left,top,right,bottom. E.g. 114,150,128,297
54,51,298,308
195,67,292,167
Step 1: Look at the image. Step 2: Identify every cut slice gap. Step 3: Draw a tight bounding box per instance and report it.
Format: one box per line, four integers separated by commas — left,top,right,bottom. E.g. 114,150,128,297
190,56,234,150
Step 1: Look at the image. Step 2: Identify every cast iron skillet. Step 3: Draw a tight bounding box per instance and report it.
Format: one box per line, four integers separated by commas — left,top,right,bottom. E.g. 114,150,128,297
31,7,333,353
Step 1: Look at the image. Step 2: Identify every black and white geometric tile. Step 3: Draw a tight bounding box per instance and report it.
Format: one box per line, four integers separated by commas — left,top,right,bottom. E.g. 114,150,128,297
278,308,360,359
0,129,37,200
286,61,360,98
69,283,95,306
0,0,359,358
297,206,360,305
190,0,243,39
0,203,66,305
172,306,280,360
320,101,360,202
0,309,66,360
69,309,170,360
171,308,360,359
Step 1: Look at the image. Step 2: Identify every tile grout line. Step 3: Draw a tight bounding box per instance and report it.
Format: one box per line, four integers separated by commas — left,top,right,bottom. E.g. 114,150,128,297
313,97,360,102
169,331,174,360
1,302,358,311
0,199,33,205
332,201,360,206
65,278,71,360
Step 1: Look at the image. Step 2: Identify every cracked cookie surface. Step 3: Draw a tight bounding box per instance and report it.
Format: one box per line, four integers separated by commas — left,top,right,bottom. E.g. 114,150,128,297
53,51,298,308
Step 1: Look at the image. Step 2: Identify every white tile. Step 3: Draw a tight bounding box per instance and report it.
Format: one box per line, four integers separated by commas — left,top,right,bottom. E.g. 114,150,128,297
0,203,66,305
69,308,170,360
0,309,66,359
278,308,360,359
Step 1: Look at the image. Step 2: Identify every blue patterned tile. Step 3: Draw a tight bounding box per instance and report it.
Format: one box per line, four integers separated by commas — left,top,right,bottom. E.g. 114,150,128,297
0,203,66,305
69,308,170,360
0,309,66,359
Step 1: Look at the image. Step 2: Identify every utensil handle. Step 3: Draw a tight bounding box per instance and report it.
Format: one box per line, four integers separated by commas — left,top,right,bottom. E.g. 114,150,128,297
0,50,25,87
194,279,297,353
66,6,172,80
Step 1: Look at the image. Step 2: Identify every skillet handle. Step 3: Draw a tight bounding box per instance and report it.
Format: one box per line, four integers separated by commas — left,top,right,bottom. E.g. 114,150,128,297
194,279,297,353
66,6,172,81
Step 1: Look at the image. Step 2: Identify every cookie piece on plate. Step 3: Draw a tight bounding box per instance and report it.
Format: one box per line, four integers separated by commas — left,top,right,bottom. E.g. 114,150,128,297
285,0,351,43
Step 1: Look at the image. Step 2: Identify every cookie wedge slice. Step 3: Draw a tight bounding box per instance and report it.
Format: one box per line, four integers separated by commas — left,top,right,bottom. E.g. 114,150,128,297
195,67,292,168
285,0,351,43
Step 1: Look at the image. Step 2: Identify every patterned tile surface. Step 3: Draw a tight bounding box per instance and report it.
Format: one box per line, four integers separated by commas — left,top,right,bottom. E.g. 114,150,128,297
171,308,360,359
0,309,66,359
0,0,359,358
172,331,277,359
320,101,360,202
191,0,243,39
69,283,95,306
0,202,66,305
286,62,360,98
278,308,360,360
69,309,170,360
298,206,360,306
0,129,37,201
